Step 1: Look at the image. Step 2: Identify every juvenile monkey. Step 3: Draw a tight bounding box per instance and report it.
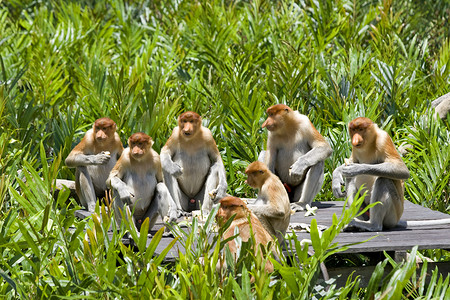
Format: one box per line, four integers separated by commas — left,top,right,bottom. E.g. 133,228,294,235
66,117,123,212
161,111,227,215
245,161,291,243
107,133,177,235
332,117,410,231
260,104,332,212
216,196,275,273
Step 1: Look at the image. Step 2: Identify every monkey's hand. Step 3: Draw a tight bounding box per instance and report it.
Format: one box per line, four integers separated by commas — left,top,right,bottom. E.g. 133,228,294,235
289,159,309,182
341,164,365,178
110,177,132,203
209,185,227,202
167,162,183,177
90,151,111,165
332,167,347,198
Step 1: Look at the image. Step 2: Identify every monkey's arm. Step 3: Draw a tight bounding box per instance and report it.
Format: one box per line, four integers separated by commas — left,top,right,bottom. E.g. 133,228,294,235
332,165,347,198
341,162,410,180
160,139,183,177
264,139,278,173
247,203,286,219
208,144,228,199
65,151,111,167
107,162,132,202
290,144,332,179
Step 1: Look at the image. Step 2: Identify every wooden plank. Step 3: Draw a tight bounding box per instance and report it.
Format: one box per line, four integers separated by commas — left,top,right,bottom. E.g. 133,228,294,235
76,200,450,258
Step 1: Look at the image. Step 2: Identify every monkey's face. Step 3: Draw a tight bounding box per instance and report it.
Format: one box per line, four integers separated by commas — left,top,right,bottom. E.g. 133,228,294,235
130,143,149,160
262,105,291,132
94,125,114,142
216,205,245,227
128,133,152,160
178,112,201,138
216,206,232,227
245,161,268,188
245,171,264,188
349,118,374,149
179,119,199,137
93,118,117,143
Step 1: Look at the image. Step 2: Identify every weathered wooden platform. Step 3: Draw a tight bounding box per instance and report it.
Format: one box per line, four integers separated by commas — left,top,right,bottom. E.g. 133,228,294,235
291,200,450,254
76,200,450,257
76,200,450,286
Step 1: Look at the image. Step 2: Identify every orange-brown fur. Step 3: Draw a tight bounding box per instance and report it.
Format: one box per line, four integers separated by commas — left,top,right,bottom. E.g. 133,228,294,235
216,196,275,273
107,132,176,234
332,117,410,231
245,161,290,242
161,111,227,214
261,104,332,211
65,117,123,212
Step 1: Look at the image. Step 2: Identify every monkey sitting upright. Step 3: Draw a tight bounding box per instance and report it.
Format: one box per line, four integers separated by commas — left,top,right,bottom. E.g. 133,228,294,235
245,161,291,243
161,111,227,216
332,117,410,231
65,117,123,212
107,132,177,236
260,104,333,212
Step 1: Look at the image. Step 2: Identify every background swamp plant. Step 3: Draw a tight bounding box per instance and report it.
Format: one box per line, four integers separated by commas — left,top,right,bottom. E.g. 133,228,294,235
1,0,450,297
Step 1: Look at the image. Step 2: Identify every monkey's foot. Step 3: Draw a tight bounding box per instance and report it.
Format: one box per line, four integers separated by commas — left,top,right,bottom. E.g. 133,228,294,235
290,202,306,212
162,227,174,237
177,210,192,218
87,204,96,212
343,220,381,232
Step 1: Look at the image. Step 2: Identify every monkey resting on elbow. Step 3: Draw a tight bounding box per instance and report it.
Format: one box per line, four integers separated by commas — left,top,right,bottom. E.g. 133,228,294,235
245,161,291,243
65,117,123,212
216,196,276,273
260,104,333,212
161,111,227,216
332,117,410,232
107,133,177,236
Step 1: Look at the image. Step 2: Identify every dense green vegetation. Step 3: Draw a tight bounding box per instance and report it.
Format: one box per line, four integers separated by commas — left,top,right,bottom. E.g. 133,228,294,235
1,0,449,298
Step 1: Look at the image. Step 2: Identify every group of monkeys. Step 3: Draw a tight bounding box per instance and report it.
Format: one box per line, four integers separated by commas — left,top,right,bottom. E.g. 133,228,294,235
65,104,410,253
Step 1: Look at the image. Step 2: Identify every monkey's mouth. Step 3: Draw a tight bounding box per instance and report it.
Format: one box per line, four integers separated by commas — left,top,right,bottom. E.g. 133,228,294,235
183,132,193,136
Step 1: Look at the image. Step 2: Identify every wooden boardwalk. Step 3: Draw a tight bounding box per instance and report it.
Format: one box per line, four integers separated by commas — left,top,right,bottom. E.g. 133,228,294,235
290,200,450,254
76,200,450,286
76,200,450,257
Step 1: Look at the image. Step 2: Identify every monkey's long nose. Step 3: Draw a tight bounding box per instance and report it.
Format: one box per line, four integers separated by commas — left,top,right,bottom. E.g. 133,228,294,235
352,135,363,147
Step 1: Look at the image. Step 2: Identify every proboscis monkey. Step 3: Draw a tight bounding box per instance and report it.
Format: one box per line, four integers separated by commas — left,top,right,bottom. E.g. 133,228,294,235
65,117,123,212
245,161,291,243
107,133,177,236
332,117,410,231
260,104,333,212
161,111,227,215
216,196,275,273
431,92,450,121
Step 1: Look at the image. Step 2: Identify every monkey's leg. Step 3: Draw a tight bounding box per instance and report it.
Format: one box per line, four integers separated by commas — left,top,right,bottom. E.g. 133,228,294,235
257,150,266,162
200,166,222,213
76,167,97,212
290,161,325,212
163,171,191,215
155,182,178,223
112,189,139,234
345,178,399,232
